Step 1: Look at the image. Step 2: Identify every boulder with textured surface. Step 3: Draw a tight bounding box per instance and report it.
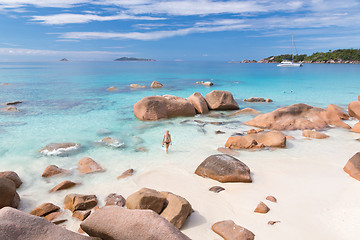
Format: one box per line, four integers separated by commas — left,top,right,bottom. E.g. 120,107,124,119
0,171,22,188
228,108,260,116
73,210,91,221
344,152,360,181
151,81,163,88
327,104,349,120
0,207,91,240
126,188,166,214
134,95,196,121
0,178,19,209
204,90,239,110
40,142,80,156
160,192,192,229
246,103,350,130
130,84,145,88
195,154,252,183
64,194,98,212
50,181,77,192
30,203,60,217
212,220,255,240
105,193,126,207
42,165,68,178
254,202,270,214
302,130,329,139
225,131,286,149
78,157,104,174
348,101,360,120
188,92,209,114
81,206,191,240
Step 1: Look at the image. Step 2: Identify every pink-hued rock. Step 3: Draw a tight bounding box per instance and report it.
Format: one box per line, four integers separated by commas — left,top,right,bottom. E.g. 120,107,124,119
254,201,270,214
78,157,104,174
80,206,191,240
126,188,166,214
117,169,134,179
246,103,350,130
107,86,117,91
44,211,64,222
0,171,22,188
188,92,209,114
134,95,196,121
0,207,91,240
327,104,349,120
0,178,18,209
217,147,239,156
160,192,192,229
105,193,126,207
212,220,255,240
130,84,145,88
50,181,77,192
42,165,68,178
150,81,163,88
348,101,360,120
302,130,329,139
225,131,286,149
30,203,60,217
351,122,360,133
344,152,360,181
64,194,98,212
204,90,239,110
195,154,252,183
266,196,277,203
72,210,91,221
209,186,225,193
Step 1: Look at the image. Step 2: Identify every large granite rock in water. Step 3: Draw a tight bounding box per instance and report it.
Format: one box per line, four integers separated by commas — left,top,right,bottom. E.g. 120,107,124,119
348,101,360,120
204,90,239,110
80,206,190,240
0,171,22,188
0,178,19,209
160,192,192,229
246,103,350,130
126,188,166,214
225,131,286,149
134,95,196,121
40,143,80,156
195,154,252,183
344,152,360,181
0,207,91,240
188,92,209,114
212,220,255,240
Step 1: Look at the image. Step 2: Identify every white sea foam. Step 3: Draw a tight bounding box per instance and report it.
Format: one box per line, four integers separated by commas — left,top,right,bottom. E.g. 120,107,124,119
39,145,80,156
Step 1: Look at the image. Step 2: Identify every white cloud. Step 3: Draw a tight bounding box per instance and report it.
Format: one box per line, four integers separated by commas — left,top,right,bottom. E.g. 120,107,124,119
31,13,165,25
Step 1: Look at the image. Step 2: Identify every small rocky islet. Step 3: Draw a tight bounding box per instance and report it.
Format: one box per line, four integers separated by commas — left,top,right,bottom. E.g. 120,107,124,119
1,85,360,239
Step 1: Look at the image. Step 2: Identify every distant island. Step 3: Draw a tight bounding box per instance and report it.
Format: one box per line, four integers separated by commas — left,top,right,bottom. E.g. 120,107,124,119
258,49,360,64
114,57,156,62
59,58,69,61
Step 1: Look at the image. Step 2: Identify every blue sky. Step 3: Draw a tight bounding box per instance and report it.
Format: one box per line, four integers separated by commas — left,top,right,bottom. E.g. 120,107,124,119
0,0,359,61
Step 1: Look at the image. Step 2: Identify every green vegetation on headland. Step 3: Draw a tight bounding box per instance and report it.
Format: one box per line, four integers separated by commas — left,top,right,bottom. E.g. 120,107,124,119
259,49,360,63
114,57,156,62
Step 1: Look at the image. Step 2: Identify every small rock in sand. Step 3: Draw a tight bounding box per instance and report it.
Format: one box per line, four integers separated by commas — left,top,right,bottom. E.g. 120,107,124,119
209,186,225,193
117,168,134,179
42,165,68,178
302,130,329,139
50,180,77,192
72,210,91,221
30,203,60,217
268,220,281,225
343,152,360,181
254,201,270,214
212,220,255,240
78,157,104,174
105,193,126,207
215,130,225,134
266,196,277,203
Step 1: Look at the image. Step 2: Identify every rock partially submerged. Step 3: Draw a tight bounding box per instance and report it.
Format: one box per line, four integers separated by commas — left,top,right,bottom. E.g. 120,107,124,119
0,207,91,240
228,108,260,116
302,130,329,139
246,103,350,130
30,203,60,217
205,90,239,110
4,101,23,106
351,122,360,133
212,220,255,240
243,97,272,102
107,86,117,91
225,131,286,149
0,171,22,188
348,101,360,120
1,106,18,112
188,92,209,114
78,157,104,174
99,137,124,148
50,180,77,192
42,165,68,178
64,194,98,212
151,81,163,88
134,95,196,121
344,152,360,181
117,168,134,179
126,188,166,214
130,84,145,88
81,206,191,240
40,143,80,156
195,154,252,183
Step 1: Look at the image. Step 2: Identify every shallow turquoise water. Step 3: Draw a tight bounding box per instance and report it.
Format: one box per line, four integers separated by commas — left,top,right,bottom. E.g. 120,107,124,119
0,61,359,165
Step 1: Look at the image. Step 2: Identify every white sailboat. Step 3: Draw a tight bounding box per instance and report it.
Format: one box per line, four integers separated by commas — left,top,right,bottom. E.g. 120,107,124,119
277,35,303,67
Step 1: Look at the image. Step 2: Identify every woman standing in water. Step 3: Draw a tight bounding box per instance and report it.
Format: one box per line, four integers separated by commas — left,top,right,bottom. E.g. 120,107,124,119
162,130,172,153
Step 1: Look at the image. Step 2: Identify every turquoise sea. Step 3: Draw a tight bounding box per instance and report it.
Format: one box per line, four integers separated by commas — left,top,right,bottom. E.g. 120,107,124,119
0,61,359,239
